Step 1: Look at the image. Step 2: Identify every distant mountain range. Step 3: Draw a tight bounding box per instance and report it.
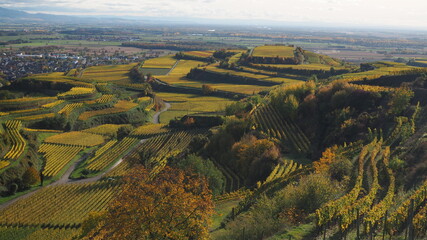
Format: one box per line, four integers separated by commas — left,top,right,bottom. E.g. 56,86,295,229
0,7,146,25
0,7,346,28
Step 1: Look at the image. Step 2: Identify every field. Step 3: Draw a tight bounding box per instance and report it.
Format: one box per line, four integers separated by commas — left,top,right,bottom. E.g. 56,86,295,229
252,45,295,58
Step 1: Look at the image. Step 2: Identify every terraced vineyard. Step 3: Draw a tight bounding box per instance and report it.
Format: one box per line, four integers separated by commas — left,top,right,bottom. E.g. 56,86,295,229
131,123,171,138
58,103,83,116
43,131,105,147
260,160,302,186
39,143,83,177
82,124,130,137
0,97,57,111
77,100,138,120
126,130,206,175
252,105,311,153
315,140,379,226
387,179,427,236
57,87,96,99
85,137,139,172
2,120,26,160
15,113,56,121
311,139,427,238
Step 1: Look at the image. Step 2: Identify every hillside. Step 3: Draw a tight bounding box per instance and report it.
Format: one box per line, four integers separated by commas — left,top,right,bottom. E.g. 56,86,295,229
0,45,427,239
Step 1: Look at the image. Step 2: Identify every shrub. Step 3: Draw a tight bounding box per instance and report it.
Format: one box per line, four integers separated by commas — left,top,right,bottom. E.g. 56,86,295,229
22,167,40,187
202,84,215,95
329,157,352,181
9,182,18,195
276,173,342,213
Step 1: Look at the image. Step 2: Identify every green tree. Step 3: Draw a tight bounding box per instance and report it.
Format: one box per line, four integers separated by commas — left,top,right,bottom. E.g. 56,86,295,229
388,87,414,115
116,125,134,140
177,154,225,195
283,94,299,120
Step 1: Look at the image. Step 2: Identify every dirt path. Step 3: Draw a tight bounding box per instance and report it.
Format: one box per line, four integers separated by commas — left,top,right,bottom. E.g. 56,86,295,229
63,139,147,184
152,102,171,124
167,60,180,75
0,103,171,209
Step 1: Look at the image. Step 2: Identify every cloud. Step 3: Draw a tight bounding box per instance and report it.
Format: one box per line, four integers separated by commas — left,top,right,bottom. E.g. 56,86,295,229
2,0,427,28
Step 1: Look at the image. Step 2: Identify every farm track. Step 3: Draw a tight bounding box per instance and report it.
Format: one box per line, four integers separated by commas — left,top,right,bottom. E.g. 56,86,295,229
166,60,180,76
0,103,171,210
152,102,171,124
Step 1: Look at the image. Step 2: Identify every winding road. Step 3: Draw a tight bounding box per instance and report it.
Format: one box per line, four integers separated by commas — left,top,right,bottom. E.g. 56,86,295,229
0,102,171,210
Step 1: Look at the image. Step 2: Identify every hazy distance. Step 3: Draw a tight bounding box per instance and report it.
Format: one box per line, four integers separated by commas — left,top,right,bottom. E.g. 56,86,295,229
1,0,427,30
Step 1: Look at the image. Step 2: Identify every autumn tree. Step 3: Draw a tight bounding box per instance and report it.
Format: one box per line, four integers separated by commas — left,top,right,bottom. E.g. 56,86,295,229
202,84,215,95
83,166,213,240
313,146,338,174
232,134,280,185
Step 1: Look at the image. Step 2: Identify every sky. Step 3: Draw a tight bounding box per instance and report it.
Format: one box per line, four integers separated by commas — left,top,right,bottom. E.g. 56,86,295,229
1,0,427,29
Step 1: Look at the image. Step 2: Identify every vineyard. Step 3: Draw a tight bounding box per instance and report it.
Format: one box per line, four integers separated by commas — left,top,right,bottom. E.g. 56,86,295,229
85,137,139,172
2,120,26,160
0,43,426,240
43,131,105,147
58,103,83,116
121,130,207,177
259,160,303,186
131,123,171,138
252,45,295,58
77,100,138,120
252,104,311,154
0,180,121,227
79,63,137,82
57,87,96,99
313,138,427,239
142,56,177,69
0,226,79,240
39,143,83,177
82,124,130,137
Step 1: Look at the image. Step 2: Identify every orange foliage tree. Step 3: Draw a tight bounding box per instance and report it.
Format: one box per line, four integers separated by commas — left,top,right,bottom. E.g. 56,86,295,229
313,145,338,173
232,134,280,184
84,166,213,240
